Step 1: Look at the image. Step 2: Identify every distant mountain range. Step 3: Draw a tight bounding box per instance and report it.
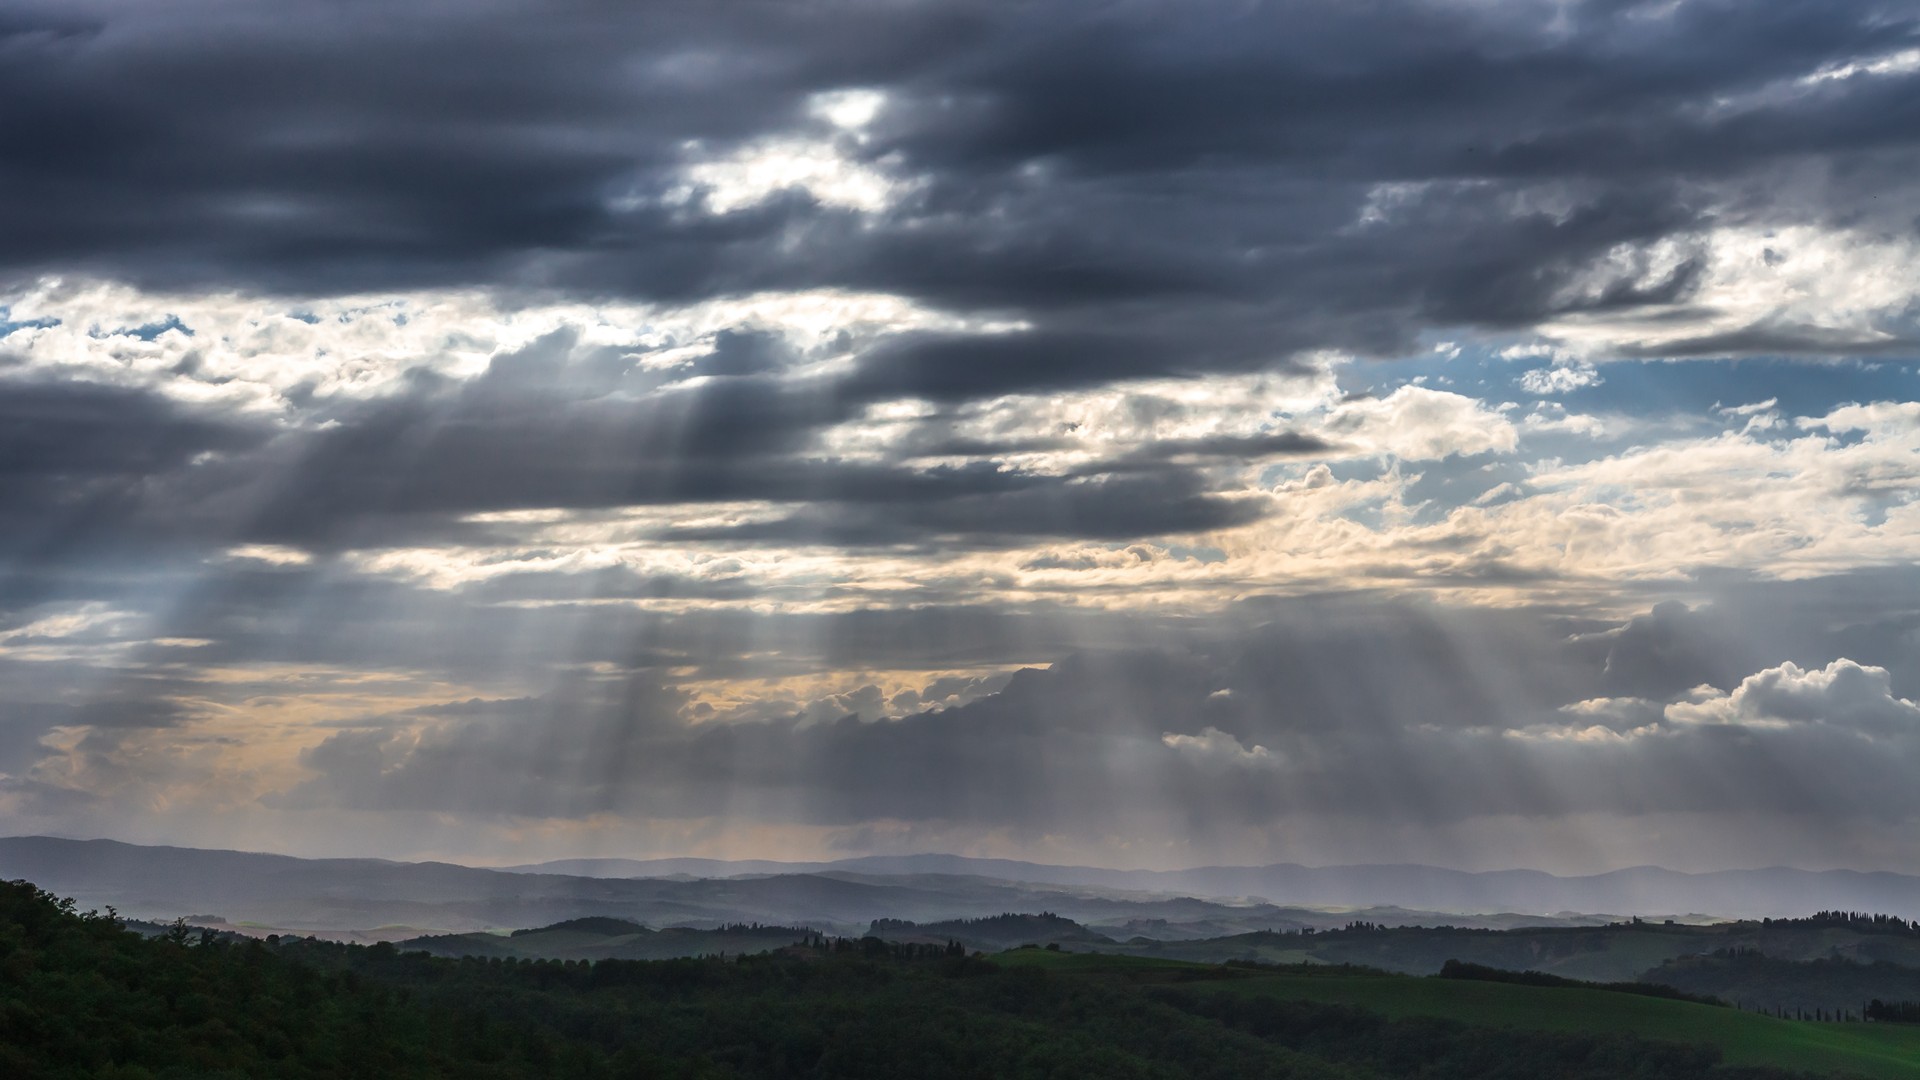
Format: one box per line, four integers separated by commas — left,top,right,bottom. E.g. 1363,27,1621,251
4,836,1918,939
507,850,1920,922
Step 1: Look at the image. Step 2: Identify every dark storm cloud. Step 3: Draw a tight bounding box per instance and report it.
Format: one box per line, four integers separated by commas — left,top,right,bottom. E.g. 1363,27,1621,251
0,379,271,581
658,469,1267,547
1,0,1915,378
0,380,263,480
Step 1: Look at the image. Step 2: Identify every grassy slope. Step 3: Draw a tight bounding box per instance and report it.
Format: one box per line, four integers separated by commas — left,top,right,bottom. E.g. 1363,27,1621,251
993,951,1920,1078
1091,924,1920,983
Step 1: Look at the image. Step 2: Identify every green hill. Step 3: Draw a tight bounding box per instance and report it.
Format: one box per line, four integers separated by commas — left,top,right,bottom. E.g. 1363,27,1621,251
510,916,650,937
996,952,1920,1079
1074,915,1920,984
399,918,818,960
1649,950,1920,1017
872,911,1116,949
9,876,1906,1080
1210,971,1920,1078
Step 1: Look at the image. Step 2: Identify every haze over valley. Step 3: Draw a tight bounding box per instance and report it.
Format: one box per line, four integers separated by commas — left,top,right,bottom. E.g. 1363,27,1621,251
10,836,1920,940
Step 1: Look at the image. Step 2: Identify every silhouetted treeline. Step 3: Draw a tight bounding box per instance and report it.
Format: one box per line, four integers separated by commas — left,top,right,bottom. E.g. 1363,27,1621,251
1756,912,1918,936
872,910,1079,932
1863,999,1920,1023
869,911,1114,947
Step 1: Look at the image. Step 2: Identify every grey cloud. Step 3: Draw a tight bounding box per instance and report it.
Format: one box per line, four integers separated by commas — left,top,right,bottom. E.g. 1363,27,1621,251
256,587,1920,838
79,329,1304,550
0,380,261,478
1587,600,1766,700
8,558,1163,702
0,380,272,600
457,565,764,607
0,700,185,775
689,330,801,379
402,697,540,718
264,599,1588,822
0,694,199,817
660,469,1269,548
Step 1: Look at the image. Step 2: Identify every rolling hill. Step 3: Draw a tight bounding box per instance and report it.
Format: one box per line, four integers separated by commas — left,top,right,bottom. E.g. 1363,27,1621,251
996,951,1920,1080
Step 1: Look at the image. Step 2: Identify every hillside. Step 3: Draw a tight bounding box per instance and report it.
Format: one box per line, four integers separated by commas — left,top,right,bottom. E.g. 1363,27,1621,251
1648,950,1920,1017
997,951,1920,1080
1,877,1879,1080
1199,967,1920,1080
870,912,1117,950
1073,915,1920,983
394,912,1119,962
399,920,819,961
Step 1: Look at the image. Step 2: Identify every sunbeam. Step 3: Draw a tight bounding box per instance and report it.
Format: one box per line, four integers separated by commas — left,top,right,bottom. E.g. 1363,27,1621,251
1,0,1918,898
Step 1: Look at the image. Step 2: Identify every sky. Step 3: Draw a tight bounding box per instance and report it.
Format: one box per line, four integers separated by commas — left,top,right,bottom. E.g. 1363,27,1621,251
2,0,1920,874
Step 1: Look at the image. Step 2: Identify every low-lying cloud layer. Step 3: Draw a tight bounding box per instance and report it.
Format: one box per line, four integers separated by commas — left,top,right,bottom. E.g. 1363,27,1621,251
1,0,1918,872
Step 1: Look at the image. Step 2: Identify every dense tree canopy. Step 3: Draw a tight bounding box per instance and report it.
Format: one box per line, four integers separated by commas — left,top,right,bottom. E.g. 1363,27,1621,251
0,880,1847,1080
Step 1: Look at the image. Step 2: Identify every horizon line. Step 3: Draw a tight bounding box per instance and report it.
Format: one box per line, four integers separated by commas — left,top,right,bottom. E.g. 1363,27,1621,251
6,834,1916,883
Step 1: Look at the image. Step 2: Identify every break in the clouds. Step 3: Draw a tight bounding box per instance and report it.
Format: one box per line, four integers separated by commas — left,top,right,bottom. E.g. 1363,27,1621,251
2,0,1920,874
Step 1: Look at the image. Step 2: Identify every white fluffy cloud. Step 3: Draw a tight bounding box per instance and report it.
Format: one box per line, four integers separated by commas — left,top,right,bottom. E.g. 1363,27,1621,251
1324,385,1518,461
1162,727,1277,767
1519,361,1602,394
1527,659,1920,744
1668,659,1920,736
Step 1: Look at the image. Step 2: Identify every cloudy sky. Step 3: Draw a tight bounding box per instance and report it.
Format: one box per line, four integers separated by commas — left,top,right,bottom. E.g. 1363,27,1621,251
3,0,1920,874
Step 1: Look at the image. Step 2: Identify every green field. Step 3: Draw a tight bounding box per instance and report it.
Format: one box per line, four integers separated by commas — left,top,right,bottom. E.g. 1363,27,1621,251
994,951,1920,1078
1082,922,1920,983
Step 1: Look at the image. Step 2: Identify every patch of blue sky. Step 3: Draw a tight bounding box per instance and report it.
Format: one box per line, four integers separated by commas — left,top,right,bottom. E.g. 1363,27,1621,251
1570,356,1919,421
88,313,192,341
1314,345,1920,523
1162,543,1228,564
1261,447,1529,523
1352,340,1917,421
0,306,60,337
1399,456,1533,521
1337,347,1491,399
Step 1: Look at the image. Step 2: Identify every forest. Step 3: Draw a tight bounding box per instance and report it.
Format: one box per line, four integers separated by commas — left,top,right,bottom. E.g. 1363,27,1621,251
9,878,1914,1080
